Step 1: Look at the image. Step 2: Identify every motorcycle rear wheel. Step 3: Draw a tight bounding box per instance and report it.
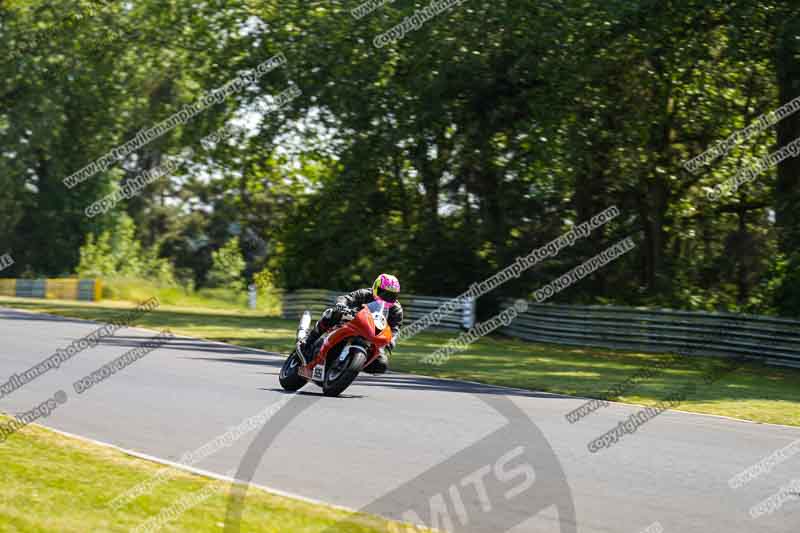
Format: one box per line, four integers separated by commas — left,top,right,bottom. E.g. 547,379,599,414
279,352,307,391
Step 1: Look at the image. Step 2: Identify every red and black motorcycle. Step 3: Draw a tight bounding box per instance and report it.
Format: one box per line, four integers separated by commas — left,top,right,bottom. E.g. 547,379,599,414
279,300,392,397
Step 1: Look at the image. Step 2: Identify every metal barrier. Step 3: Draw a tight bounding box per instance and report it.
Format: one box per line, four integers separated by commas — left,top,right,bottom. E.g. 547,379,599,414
281,289,475,331
0,279,101,301
500,301,800,368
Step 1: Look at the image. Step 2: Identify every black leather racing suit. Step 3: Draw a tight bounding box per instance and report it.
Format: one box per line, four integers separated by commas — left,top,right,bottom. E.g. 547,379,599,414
300,288,404,374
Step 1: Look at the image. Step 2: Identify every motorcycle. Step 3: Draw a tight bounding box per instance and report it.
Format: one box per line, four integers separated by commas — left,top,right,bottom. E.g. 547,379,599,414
279,300,393,397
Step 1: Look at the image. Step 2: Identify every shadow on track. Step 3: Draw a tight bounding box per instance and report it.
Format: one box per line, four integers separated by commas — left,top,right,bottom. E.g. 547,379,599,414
193,354,569,400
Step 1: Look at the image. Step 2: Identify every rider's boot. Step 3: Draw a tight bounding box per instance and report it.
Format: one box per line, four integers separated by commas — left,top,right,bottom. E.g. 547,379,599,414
297,325,322,365
363,352,388,374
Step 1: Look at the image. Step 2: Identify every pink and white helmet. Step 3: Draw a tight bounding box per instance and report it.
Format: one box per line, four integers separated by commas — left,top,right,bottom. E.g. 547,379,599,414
372,273,400,307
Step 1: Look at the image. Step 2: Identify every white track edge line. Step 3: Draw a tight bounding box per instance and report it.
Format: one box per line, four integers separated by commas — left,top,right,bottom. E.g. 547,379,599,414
22,423,433,531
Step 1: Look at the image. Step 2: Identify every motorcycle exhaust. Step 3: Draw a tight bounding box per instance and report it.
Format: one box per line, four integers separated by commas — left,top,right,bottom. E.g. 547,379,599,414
297,310,311,341
294,310,313,366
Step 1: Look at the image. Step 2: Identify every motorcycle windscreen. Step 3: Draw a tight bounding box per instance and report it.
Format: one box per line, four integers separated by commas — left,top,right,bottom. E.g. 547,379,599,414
365,300,389,332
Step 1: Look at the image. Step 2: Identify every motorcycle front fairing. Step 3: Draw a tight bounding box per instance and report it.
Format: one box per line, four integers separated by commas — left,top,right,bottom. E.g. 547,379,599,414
298,300,393,380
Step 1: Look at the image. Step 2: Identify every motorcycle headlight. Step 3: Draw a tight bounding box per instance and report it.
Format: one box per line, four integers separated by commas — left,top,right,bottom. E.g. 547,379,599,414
372,311,387,332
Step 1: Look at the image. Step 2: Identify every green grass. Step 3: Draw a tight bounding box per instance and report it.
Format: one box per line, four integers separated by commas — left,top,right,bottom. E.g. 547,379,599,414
100,277,282,315
394,335,800,426
2,296,800,427
0,415,429,532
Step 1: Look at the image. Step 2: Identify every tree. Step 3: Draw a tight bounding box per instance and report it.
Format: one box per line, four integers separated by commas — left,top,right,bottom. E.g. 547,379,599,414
207,237,246,291
76,215,175,283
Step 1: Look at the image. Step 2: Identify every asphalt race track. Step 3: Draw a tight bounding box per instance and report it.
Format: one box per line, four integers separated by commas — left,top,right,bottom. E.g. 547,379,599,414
1,307,798,532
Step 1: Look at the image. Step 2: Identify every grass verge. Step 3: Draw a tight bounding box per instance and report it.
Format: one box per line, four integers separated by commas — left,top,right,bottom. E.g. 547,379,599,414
100,277,282,315
2,296,800,427
0,414,428,532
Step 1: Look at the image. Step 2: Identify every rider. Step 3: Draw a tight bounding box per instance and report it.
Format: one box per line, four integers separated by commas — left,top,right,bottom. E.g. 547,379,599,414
297,274,403,374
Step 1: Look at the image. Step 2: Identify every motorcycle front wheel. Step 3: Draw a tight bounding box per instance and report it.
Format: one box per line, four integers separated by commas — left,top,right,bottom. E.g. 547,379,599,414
322,349,366,397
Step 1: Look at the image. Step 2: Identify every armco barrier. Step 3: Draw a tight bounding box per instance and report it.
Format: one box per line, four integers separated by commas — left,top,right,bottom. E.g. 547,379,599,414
0,279,101,301
16,279,46,298
500,301,800,369
282,289,475,331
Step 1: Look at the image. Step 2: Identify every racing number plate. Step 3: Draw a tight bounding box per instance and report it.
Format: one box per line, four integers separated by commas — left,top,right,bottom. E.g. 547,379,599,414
312,364,325,381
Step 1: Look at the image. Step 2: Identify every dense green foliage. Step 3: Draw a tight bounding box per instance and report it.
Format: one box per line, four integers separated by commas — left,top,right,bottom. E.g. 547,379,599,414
207,237,246,291
76,215,175,283
2,1,799,316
